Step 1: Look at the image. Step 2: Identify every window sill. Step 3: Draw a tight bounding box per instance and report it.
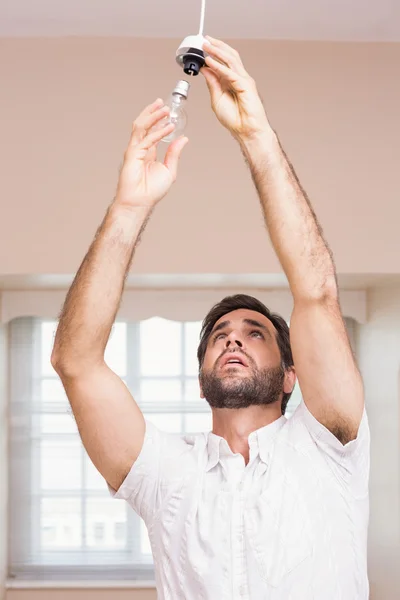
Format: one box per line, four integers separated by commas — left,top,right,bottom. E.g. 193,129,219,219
6,579,156,589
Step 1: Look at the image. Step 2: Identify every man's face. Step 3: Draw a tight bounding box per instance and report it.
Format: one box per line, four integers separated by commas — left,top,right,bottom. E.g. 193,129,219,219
199,309,291,410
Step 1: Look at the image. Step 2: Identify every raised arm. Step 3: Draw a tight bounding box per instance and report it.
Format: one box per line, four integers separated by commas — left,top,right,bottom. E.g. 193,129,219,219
51,100,188,489
202,37,363,443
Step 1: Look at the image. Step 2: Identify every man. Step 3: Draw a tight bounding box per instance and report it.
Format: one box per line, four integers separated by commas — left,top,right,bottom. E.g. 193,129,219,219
52,36,369,599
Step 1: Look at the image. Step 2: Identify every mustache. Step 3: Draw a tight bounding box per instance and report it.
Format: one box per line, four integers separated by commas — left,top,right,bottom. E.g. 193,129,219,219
216,348,254,368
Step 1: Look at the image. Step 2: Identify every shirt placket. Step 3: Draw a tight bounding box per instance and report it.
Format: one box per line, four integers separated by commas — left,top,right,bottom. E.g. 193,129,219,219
230,457,250,600
219,485,232,600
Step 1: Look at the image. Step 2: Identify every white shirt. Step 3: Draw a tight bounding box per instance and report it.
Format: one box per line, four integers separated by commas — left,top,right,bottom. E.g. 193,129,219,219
110,402,370,600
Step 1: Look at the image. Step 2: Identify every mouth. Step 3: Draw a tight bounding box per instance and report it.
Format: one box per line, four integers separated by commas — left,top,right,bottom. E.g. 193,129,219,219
220,354,249,368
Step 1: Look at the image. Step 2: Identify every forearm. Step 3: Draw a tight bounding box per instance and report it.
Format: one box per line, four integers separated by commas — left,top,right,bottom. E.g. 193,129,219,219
240,129,337,300
52,202,151,372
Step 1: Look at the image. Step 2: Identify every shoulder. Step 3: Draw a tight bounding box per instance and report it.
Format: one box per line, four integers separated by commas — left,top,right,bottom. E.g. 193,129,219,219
143,421,209,469
280,401,370,491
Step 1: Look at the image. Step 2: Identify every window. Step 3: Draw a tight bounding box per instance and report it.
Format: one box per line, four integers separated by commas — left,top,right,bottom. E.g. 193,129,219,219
8,316,302,581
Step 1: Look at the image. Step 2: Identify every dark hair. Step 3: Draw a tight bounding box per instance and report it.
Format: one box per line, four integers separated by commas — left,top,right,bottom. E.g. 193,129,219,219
197,294,294,414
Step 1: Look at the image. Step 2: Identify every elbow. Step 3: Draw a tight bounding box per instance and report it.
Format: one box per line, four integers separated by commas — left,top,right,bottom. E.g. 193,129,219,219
51,347,71,377
51,347,81,379
51,347,104,379
50,346,61,372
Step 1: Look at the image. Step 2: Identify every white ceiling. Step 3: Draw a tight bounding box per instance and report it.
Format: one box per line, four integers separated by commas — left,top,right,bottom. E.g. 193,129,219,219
1,0,400,41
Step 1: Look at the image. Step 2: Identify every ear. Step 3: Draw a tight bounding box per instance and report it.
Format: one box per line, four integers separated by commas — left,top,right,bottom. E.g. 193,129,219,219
199,376,205,399
283,366,296,395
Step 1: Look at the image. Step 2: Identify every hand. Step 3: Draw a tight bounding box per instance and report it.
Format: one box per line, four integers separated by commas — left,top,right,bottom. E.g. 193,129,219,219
115,99,188,209
201,37,270,141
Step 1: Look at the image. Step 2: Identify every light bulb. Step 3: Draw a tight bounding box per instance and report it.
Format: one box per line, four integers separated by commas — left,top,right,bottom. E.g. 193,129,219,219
160,80,190,143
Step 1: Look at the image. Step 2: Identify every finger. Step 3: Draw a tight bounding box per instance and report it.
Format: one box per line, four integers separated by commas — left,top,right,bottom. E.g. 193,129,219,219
146,145,157,163
201,66,221,96
135,98,164,127
130,105,169,143
164,136,189,180
130,105,170,146
204,55,241,86
204,37,246,75
145,97,164,115
138,122,175,153
205,36,239,55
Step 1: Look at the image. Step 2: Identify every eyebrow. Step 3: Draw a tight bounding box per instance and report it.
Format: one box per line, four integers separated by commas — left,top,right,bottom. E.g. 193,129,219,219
243,318,272,338
211,320,231,335
211,318,272,338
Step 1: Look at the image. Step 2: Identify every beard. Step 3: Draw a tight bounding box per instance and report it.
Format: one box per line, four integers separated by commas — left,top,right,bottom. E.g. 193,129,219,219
200,362,285,410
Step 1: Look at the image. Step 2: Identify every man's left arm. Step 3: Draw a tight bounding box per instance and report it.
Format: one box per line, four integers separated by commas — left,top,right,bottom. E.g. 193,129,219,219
242,131,364,444
202,37,364,444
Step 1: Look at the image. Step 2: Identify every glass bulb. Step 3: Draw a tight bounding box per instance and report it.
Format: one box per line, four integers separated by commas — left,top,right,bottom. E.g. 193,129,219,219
160,80,190,143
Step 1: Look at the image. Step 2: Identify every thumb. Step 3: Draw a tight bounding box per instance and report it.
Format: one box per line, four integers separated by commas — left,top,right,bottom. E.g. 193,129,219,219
164,136,189,180
201,66,221,98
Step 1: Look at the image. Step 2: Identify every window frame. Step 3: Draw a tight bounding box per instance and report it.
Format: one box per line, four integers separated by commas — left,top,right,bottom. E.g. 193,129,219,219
7,313,314,581
8,317,212,580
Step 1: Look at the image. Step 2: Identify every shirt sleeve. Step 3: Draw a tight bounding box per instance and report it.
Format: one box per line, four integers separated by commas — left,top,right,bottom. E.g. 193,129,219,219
108,420,191,524
295,401,370,494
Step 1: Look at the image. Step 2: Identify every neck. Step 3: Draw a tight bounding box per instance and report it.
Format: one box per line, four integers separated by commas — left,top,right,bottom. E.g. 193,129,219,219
211,404,282,463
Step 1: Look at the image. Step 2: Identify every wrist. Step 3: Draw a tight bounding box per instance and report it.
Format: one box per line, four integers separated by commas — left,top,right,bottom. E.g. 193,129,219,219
238,126,279,158
110,199,153,222
106,200,153,243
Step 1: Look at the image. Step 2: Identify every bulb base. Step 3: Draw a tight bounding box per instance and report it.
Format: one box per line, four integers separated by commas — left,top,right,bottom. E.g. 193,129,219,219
173,79,190,98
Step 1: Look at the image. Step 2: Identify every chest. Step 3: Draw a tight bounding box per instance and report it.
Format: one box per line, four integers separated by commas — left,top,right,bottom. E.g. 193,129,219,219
158,440,343,547
154,444,342,591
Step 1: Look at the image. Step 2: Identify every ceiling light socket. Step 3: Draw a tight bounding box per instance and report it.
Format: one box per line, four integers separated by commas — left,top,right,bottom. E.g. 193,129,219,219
176,34,208,76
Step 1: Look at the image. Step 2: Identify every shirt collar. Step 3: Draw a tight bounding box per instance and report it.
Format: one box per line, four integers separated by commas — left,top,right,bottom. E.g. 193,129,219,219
206,416,287,472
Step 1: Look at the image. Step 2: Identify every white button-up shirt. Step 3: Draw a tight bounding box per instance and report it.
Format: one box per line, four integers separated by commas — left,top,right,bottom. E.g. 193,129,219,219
110,402,370,599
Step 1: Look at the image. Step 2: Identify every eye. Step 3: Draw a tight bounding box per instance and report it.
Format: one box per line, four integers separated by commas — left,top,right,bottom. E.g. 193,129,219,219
250,330,264,339
213,332,226,342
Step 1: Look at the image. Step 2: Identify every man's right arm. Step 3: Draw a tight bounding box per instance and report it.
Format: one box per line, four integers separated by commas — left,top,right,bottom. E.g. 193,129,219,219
51,99,188,491
52,204,150,492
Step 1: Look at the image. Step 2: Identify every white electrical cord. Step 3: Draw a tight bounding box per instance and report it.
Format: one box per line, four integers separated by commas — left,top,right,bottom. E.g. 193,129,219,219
198,0,206,35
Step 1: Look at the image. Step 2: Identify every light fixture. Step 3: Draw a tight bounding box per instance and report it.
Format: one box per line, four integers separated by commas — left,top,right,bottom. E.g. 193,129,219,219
176,0,208,76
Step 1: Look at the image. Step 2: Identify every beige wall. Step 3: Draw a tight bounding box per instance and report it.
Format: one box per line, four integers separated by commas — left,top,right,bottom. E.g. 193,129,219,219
2,35,400,600
0,38,400,276
357,285,400,599
0,324,8,600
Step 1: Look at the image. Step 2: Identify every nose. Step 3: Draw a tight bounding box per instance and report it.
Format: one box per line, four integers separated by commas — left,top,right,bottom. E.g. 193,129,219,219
225,331,243,349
